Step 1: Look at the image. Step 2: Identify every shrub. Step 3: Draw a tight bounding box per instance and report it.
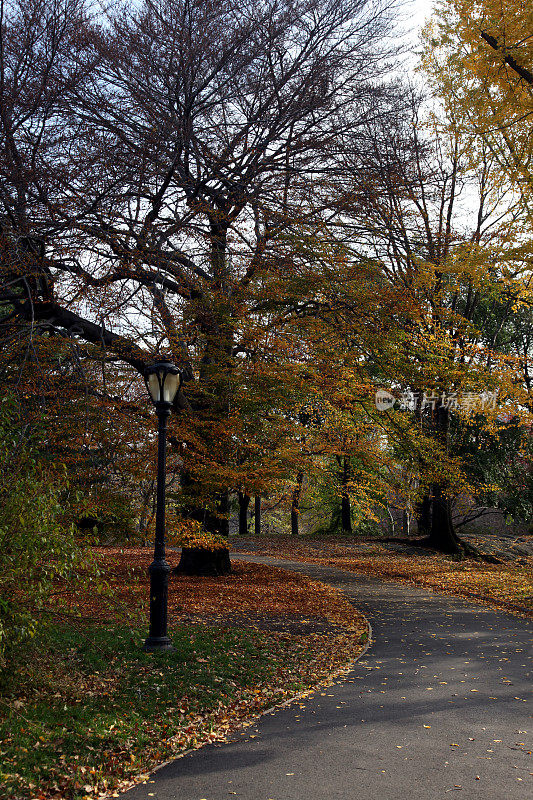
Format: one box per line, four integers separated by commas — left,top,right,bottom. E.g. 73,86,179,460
0,398,95,663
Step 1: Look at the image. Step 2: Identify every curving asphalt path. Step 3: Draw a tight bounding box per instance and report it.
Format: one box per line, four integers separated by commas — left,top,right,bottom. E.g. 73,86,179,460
125,555,532,800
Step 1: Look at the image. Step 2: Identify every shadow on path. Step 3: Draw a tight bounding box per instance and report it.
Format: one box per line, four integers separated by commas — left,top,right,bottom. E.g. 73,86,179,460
125,554,532,800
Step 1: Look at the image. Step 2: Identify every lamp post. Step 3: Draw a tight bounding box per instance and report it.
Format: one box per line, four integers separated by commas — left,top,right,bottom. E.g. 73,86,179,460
143,360,181,652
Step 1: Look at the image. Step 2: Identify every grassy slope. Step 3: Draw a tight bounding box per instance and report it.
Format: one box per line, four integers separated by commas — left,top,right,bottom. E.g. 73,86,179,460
0,553,368,800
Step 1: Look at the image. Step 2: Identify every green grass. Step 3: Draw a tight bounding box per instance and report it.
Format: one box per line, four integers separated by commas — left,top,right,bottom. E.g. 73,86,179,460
0,621,315,799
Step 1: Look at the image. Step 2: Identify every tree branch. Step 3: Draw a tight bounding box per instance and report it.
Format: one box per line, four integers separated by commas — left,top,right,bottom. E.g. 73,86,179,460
480,31,533,86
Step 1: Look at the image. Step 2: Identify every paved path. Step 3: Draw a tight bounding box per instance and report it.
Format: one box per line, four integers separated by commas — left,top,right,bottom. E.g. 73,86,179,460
126,556,532,800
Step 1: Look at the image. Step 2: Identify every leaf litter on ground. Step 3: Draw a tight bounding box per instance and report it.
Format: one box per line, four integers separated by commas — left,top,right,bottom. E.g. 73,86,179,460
0,550,368,800
236,535,533,616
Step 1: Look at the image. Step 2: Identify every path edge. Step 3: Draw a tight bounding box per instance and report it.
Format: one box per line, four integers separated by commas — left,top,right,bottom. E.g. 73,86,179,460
120,568,372,795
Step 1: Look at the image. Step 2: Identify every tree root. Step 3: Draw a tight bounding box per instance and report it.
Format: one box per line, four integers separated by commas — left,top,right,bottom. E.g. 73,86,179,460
455,538,502,564
419,535,503,564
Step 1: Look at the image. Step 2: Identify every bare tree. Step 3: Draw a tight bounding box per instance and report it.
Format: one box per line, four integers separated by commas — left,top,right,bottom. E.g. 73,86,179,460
1,0,402,553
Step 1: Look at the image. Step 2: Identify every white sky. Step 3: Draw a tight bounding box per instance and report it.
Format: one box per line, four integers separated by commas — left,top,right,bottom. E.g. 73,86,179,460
401,0,435,56
398,0,437,74
408,0,434,33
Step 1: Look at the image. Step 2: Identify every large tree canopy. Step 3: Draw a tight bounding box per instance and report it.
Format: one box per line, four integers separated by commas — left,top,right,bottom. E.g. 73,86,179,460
2,0,532,559
0,0,404,536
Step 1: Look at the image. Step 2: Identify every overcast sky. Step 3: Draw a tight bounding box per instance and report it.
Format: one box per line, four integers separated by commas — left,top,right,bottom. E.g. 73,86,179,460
400,0,436,72
402,0,435,55
408,0,434,33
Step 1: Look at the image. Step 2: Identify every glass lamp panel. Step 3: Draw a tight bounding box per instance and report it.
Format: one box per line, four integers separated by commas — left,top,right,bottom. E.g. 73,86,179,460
147,372,161,402
162,371,179,403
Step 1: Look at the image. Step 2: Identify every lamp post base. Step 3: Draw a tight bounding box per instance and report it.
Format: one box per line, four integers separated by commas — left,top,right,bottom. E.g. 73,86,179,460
143,635,174,652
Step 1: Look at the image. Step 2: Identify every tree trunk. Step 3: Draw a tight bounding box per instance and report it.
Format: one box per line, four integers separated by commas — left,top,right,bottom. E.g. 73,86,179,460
238,492,250,535
415,494,432,536
254,495,261,536
181,491,230,537
327,504,341,533
429,483,461,553
340,456,352,533
175,547,231,576
414,389,431,538
177,473,231,574
173,499,232,576
426,406,461,553
402,508,410,537
137,480,156,545
174,218,233,575
291,471,304,536
420,407,500,563
386,505,395,536
216,490,230,537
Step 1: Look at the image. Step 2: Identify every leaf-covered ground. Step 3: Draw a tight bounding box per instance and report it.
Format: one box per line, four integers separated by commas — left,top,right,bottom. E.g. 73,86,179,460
0,551,368,800
235,536,533,615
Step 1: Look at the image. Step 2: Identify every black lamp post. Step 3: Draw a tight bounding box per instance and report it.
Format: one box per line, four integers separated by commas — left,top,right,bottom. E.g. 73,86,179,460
143,359,181,652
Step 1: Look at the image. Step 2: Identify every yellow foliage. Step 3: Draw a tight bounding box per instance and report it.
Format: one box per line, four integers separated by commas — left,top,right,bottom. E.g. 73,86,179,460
170,532,231,552
144,511,230,551
423,1,533,212
165,517,230,552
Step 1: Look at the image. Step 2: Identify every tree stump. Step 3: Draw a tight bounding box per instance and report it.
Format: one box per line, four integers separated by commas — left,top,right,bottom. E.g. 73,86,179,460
174,547,231,576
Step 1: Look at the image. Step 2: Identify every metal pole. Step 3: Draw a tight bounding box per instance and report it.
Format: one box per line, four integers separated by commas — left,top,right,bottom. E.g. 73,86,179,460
144,402,173,651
